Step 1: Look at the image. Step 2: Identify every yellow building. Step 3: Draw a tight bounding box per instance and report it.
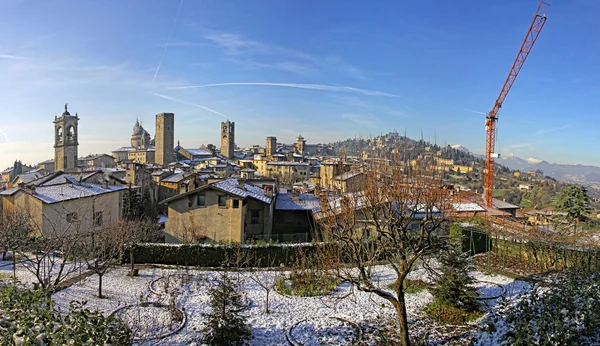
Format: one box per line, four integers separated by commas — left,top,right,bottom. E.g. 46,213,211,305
161,178,274,243
0,177,124,237
452,165,473,173
436,158,454,166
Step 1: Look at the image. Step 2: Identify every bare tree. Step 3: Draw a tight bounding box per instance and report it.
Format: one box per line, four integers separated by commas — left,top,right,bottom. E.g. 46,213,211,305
0,209,32,279
123,220,161,275
315,157,449,346
84,223,127,298
245,253,281,314
18,209,88,291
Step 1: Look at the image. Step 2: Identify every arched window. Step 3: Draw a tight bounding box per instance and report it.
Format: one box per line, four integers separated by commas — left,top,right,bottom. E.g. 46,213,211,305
66,125,75,140
57,127,63,142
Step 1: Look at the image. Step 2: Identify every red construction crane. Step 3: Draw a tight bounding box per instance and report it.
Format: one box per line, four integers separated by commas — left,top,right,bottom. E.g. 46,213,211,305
484,1,547,207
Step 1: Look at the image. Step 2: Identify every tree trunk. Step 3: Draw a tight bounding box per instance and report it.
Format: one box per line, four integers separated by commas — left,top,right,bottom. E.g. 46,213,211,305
130,247,135,272
391,292,411,346
265,290,270,314
98,274,103,298
12,252,16,281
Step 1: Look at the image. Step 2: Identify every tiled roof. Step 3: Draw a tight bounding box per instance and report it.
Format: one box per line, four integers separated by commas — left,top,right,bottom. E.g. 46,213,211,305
162,172,195,183
275,193,320,211
492,198,520,210
213,178,272,204
0,187,19,196
14,172,45,184
452,202,486,212
40,172,99,186
266,161,309,166
186,148,212,156
113,146,137,152
31,182,125,204
334,171,362,181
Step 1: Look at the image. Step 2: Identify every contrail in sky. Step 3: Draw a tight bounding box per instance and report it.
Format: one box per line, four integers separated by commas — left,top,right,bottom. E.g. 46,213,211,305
165,82,399,97
152,0,184,83
0,128,9,142
150,92,228,119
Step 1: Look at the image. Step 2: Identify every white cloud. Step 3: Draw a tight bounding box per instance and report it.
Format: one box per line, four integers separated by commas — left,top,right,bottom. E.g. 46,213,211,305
0,53,26,60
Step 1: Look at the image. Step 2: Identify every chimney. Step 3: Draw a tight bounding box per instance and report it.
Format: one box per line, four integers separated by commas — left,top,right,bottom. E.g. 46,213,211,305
264,185,274,198
238,178,245,190
292,189,300,202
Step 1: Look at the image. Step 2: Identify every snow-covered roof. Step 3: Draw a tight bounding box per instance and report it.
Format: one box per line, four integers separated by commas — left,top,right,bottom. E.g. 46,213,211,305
0,187,19,196
39,159,54,164
492,198,520,210
40,172,99,186
334,171,363,181
162,172,195,183
31,182,126,204
78,154,114,160
13,172,45,184
186,148,212,156
113,146,137,152
452,202,486,212
213,178,272,204
275,193,320,211
292,153,303,158
266,161,309,166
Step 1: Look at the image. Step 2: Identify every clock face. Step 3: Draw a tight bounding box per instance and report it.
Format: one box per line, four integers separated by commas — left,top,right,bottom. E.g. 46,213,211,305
222,138,228,146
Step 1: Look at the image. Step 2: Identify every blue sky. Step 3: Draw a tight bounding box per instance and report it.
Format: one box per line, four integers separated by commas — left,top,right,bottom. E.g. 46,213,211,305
0,0,599,170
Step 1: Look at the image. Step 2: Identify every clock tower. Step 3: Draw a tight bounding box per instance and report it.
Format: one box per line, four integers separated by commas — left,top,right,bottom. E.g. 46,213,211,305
220,120,235,159
54,103,79,172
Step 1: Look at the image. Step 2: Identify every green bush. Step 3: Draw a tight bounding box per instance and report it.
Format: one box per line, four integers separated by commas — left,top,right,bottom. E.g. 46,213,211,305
424,301,483,325
387,278,432,294
0,283,132,345
126,243,319,267
202,273,251,346
275,270,338,297
480,269,600,345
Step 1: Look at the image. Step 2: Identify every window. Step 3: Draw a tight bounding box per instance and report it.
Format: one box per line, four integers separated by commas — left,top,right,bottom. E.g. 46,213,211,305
250,210,260,224
197,194,206,207
233,200,240,208
218,195,228,207
93,211,103,227
66,212,78,223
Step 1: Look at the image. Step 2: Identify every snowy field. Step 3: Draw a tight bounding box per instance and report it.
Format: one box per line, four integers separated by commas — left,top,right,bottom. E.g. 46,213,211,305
0,258,532,345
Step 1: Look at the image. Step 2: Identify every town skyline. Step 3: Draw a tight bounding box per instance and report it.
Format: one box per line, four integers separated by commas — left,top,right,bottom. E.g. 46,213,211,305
2,0,600,169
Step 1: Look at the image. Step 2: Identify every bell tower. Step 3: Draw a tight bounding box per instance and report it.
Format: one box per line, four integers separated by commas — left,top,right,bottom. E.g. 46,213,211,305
220,120,235,159
54,103,79,172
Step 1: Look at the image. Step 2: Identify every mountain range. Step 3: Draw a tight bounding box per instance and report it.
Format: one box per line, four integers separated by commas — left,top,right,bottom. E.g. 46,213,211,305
452,145,600,189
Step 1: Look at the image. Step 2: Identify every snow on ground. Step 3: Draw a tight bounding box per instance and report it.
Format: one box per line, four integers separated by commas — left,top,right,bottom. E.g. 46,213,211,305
0,255,85,287
46,264,529,346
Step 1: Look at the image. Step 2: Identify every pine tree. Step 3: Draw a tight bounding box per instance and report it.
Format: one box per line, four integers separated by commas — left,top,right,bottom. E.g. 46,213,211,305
430,242,478,312
202,273,251,346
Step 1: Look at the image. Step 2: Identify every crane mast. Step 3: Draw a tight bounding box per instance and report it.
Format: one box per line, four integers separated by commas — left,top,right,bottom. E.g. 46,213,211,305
484,1,547,207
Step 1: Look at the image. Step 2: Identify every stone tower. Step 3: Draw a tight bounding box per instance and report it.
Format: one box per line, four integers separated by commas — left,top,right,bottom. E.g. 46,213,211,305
266,136,277,158
155,113,175,166
295,135,306,155
54,103,79,172
221,120,235,159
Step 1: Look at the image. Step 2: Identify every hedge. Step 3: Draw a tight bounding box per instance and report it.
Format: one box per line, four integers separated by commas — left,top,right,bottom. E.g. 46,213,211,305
124,243,320,268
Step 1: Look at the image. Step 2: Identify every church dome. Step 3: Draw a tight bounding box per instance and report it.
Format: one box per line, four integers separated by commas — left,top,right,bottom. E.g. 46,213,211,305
131,119,151,149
